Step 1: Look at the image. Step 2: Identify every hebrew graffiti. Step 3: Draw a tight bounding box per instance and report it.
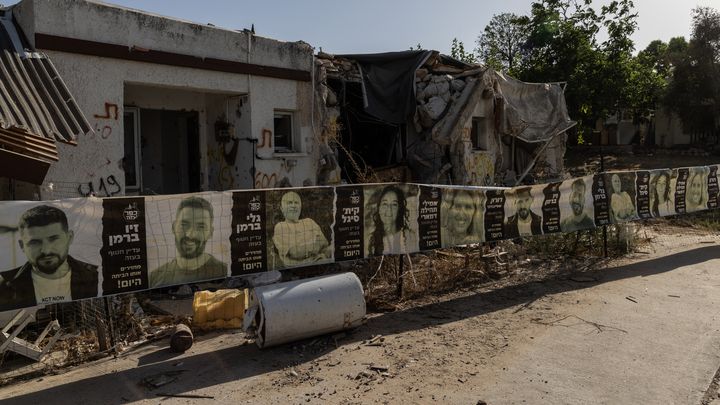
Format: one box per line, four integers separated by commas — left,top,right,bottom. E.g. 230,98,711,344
259,129,272,149
254,172,277,189
94,102,119,120
78,175,122,197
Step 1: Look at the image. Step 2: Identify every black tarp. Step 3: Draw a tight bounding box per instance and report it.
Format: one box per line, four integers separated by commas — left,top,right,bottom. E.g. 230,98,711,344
338,51,432,124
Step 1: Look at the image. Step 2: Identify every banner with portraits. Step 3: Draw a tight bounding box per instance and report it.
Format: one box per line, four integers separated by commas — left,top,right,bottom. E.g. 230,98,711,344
1,165,719,311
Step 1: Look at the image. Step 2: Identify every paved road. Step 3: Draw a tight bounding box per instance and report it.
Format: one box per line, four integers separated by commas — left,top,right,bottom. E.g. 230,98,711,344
475,244,720,404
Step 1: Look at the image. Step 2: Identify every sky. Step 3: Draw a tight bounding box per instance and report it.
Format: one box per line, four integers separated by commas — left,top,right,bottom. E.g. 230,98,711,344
12,0,720,54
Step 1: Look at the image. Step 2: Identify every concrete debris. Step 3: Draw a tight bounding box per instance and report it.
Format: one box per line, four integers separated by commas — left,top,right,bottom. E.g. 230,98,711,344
424,96,447,120
415,68,429,80
450,79,466,92
315,50,574,186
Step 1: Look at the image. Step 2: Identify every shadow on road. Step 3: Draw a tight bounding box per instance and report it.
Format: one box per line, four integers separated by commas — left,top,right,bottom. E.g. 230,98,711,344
5,245,719,404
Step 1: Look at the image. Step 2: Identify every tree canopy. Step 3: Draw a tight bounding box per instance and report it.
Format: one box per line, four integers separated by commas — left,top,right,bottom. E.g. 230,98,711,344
456,1,720,144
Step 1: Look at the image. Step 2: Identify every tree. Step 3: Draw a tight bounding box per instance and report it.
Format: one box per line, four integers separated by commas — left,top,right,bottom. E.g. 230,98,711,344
664,7,720,135
476,13,530,73
515,0,640,141
450,38,477,64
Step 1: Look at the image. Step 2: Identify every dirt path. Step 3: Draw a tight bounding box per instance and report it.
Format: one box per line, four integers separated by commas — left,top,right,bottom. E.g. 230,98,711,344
1,233,720,404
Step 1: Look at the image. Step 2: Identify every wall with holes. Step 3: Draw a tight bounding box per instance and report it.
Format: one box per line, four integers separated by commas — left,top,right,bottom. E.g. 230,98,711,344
13,0,319,198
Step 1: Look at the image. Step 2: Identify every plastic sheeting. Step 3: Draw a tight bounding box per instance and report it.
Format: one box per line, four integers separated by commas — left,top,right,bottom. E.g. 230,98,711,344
337,51,432,124
493,72,575,143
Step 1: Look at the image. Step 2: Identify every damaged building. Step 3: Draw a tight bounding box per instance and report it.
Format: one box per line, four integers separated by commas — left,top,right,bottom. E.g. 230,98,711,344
315,51,575,186
4,0,329,199
1,0,574,202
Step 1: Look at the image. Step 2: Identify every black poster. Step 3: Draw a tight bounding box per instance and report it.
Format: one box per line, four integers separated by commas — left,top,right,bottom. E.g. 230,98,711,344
592,174,611,226
418,186,441,250
101,198,148,295
674,168,689,214
541,183,561,234
334,186,364,261
708,166,719,210
636,170,652,219
484,189,506,241
231,191,267,276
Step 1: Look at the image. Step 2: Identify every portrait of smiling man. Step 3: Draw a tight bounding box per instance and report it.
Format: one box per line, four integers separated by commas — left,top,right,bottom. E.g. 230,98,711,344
0,205,98,310
560,178,595,232
272,191,331,267
150,196,227,288
504,187,542,238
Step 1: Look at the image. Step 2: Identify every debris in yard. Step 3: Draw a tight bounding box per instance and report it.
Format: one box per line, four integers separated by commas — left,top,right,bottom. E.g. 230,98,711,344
369,364,389,372
364,335,385,346
141,370,187,389
169,324,193,352
156,393,214,399
193,289,246,331
625,296,638,303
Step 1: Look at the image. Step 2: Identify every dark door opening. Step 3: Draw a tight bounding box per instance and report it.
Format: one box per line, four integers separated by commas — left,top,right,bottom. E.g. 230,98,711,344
138,109,201,195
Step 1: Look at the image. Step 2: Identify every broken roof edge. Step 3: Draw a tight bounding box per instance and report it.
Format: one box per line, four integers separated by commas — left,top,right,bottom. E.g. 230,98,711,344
87,0,314,50
0,7,93,144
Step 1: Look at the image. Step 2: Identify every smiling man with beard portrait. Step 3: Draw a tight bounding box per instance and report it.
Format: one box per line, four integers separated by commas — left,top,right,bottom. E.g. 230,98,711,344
504,187,542,238
150,196,227,288
0,205,98,310
560,178,594,232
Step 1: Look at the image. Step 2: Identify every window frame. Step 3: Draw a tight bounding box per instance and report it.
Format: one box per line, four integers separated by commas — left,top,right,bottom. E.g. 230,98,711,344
470,116,488,151
273,111,296,153
123,106,142,192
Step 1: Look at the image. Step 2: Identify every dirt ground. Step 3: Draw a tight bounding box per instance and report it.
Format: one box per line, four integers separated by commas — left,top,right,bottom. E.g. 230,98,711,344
1,221,719,404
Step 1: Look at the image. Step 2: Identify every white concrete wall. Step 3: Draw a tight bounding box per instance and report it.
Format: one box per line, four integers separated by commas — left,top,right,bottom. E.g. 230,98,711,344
451,97,498,186
13,0,318,198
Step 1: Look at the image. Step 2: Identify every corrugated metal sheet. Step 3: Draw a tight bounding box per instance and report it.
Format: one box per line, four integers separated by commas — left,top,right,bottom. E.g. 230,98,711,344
0,10,92,145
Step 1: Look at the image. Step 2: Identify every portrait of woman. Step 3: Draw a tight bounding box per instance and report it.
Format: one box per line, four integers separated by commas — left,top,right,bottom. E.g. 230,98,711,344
366,185,419,256
609,173,637,223
441,189,484,247
649,170,673,217
685,167,708,213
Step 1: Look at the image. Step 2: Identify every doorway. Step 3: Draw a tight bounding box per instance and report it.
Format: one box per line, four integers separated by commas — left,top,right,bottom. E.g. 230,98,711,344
123,108,201,195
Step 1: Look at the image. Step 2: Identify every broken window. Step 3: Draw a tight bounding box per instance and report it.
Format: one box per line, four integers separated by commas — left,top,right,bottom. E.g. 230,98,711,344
274,112,294,153
470,117,488,151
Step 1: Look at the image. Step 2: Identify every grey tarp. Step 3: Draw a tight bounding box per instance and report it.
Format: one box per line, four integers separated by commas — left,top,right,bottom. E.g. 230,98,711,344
338,51,432,124
493,71,575,143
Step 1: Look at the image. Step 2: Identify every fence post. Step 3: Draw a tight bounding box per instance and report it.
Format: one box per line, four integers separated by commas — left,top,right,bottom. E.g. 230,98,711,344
600,145,608,257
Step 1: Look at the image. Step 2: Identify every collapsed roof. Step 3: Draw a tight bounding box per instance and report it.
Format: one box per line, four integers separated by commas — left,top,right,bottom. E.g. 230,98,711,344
0,8,92,184
316,50,576,185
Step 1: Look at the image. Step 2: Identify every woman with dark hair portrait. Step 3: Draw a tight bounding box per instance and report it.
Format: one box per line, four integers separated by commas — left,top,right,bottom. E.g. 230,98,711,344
650,171,672,217
686,168,708,213
441,189,484,247
367,185,418,256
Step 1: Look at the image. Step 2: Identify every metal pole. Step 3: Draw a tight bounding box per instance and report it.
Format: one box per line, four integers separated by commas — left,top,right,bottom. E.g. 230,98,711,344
104,297,117,352
600,145,607,257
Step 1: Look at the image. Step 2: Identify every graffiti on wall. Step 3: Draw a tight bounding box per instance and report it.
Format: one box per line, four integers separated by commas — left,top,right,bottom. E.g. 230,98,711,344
468,152,495,186
254,172,277,189
208,147,235,190
89,102,119,140
258,128,272,149
78,175,122,197
93,102,119,120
